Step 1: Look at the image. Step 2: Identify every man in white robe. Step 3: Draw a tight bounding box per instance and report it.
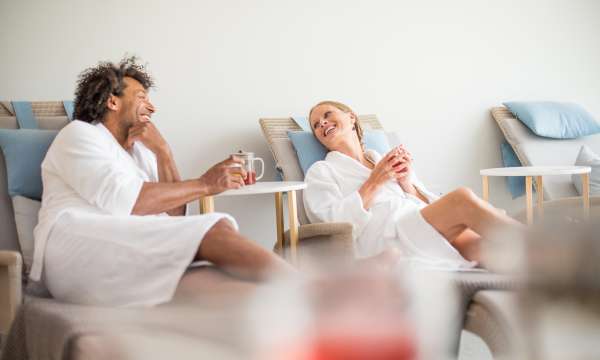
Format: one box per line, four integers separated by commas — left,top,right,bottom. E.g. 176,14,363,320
32,57,291,306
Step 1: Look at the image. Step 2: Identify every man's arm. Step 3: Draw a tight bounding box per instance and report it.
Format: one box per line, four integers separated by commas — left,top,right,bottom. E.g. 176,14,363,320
127,120,186,215
156,149,186,215
132,179,204,215
131,156,247,216
126,121,246,216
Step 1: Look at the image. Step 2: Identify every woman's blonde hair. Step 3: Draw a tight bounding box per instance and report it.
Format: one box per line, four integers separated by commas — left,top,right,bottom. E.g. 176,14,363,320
308,100,365,149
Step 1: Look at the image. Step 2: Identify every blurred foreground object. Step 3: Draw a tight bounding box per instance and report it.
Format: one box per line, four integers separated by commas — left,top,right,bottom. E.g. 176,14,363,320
247,265,459,360
483,211,600,359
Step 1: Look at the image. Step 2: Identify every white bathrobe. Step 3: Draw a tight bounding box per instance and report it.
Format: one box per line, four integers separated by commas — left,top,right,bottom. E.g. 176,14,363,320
304,150,476,269
32,120,236,306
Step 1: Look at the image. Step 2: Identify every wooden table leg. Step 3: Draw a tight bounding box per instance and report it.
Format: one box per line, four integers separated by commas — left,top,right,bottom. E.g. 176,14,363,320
274,192,285,254
199,196,214,214
287,190,299,264
535,176,544,220
482,176,489,202
582,173,590,220
525,176,533,225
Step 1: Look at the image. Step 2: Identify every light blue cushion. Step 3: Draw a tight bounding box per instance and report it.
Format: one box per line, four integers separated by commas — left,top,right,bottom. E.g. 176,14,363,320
288,130,391,175
500,141,526,199
287,131,327,175
12,101,39,129
503,101,600,139
291,116,311,132
63,100,74,121
0,129,58,200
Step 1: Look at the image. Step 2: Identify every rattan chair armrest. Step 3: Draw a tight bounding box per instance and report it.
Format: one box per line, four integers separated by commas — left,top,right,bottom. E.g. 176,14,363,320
297,222,353,239
0,250,23,335
283,222,354,267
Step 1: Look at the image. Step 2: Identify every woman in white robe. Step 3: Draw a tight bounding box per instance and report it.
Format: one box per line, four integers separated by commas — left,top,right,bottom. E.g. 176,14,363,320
303,101,521,269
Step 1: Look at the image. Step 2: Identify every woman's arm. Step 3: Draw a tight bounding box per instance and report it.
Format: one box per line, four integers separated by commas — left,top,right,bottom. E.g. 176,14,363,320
358,179,380,210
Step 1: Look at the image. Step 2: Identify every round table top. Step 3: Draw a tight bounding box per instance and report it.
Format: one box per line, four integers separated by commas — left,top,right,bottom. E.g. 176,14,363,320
212,181,306,197
480,166,591,177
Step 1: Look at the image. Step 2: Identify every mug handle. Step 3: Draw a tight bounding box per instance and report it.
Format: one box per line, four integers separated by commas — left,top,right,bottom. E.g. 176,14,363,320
253,157,265,181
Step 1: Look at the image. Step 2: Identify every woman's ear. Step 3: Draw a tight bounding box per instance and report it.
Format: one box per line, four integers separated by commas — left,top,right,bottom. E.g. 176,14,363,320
106,95,119,111
349,113,357,129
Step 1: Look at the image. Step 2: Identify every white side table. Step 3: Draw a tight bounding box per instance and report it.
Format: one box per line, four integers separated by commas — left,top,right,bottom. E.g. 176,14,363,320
198,181,307,262
480,166,591,225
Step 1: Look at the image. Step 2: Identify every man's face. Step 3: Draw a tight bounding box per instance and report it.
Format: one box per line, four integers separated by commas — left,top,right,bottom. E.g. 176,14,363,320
117,77,155,128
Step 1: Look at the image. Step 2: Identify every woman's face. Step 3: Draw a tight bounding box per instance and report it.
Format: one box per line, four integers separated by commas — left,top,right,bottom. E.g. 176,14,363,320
309,104,357,150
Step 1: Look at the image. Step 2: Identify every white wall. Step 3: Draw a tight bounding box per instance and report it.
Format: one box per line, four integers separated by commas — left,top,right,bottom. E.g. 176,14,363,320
2,0,600,248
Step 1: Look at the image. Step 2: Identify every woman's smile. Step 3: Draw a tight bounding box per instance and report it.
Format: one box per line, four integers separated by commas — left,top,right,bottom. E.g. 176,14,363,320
324,124,337,137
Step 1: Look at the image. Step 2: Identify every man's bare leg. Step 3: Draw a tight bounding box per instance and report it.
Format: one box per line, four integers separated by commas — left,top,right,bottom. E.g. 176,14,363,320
196,219,295,281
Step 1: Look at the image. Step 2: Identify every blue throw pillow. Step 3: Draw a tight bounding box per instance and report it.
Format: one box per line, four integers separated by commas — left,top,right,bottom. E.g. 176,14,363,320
503,101,600,139
288,129,392,175
500,141,527,199
0,129,58,200
287,131,328,175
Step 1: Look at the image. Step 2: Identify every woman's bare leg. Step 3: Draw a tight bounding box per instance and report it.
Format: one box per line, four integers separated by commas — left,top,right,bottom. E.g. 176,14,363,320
452,228,482,261
421,187,521,260
196,219,295,281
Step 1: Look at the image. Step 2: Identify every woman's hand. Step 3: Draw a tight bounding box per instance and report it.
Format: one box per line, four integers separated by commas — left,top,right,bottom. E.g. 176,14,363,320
393,145,413,189
392,146,430,203
359,148,409,209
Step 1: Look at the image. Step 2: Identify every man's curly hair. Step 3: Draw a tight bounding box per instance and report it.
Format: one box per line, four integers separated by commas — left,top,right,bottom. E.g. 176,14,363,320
73,56,154,123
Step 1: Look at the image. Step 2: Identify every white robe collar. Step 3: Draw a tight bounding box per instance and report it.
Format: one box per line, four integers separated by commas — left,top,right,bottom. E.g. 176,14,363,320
325,150,381,172
94,122,150,179
95,122,129,151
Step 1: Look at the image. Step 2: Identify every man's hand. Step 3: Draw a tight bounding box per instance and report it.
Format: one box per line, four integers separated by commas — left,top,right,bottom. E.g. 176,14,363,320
126,121,169,155
198,156,248,195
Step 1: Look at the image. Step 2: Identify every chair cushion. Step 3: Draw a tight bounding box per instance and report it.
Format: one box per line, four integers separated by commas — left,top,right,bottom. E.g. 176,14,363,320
0,129,58,200
11,196,41,272
500,142,526,198
572,145,600,196
288,129,392,175
503,101,600,139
